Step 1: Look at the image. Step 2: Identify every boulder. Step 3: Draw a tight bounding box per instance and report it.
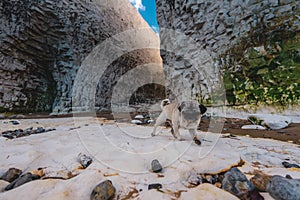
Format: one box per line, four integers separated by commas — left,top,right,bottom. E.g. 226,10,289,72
267,175,300,200
248,114,292,129
0,168,22,183
222,167,262,199
90,180,116,200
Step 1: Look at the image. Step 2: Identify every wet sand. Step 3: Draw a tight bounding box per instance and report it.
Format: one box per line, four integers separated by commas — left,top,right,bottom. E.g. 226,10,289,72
200,118,300,145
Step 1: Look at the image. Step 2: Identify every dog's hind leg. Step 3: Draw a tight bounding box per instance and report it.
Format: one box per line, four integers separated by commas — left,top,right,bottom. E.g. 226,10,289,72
151,113,167,137
189,129,201,145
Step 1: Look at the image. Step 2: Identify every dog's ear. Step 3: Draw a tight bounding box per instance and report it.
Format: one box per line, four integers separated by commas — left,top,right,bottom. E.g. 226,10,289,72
199,104,207,114
178,102,185,112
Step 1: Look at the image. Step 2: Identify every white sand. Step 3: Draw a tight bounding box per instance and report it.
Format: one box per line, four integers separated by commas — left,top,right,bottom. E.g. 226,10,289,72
0,117,299,199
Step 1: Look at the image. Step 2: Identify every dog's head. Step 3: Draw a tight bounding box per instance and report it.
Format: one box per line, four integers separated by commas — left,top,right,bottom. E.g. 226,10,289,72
178,101,207,128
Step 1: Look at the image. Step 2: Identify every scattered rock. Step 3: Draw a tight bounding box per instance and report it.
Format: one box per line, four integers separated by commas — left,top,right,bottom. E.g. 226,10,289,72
90,180,116,200
151,159,163,173
241,125,267,130
131,120,143,125
250,172,271,192
267,175,300,200
1,127,54,139
134,115,144,119
148,183,162,190
248,114,292,130
10,120,20,125
36,127,45,133
5,172,40,191
180,183,239,200
0,168,22,182
222,167,257,199
286,174,293,179
78,153,93,169
282,161,300,168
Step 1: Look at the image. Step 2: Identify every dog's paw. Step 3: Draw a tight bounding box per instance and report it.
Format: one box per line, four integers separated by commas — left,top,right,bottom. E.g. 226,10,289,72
178,137,185,141
193,138,201,145
151,132,156,137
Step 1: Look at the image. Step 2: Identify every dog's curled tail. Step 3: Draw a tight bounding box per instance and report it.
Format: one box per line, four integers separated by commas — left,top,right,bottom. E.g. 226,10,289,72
161,99,170,109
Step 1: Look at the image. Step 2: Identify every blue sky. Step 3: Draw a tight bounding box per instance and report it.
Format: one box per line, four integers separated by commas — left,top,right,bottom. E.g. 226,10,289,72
129,0,159,33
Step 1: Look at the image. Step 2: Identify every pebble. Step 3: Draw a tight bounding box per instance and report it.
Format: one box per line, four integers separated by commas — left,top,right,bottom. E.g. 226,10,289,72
90,180,116,200
10,120,20,125
267,175,300,200
151,159,163,173
134,115,144,119
282,161,300,168
148,183,162,190
78,153,93,169
131,120,143,125
0,168,22,183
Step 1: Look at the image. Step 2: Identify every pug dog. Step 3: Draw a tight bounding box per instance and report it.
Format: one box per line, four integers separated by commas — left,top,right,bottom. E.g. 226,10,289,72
151,99,207,145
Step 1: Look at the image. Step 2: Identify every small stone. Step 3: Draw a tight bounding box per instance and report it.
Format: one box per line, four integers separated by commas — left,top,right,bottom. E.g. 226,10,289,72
241,125,266,130
5,172,40,191
36,127,45,133
10,120,20,125
267,175,300,200
285,174,293,179
282,161,300,168
78,153,93,169
0,168,22,182
134,115,144,119
151,159,162,173
131,120,143,125
90,180,116,200
250,172,271,192
148,183,162,190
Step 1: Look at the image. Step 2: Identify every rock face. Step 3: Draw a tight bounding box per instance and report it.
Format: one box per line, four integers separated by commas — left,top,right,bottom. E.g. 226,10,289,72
0,0,162,113
156,0,300,105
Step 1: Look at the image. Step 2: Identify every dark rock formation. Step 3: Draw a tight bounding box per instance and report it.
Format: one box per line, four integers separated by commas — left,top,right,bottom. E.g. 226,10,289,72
0,0,162,113
5,172,40,191
156,0,300,105
0,168,22,183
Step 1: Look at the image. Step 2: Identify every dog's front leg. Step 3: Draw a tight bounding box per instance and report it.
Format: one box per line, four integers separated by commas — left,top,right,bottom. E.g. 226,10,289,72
189,129,201,145
151,113,166,137
172,121,183,140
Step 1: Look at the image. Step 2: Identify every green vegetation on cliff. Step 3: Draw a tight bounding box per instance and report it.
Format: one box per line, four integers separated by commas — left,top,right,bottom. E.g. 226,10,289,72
224,33,300,106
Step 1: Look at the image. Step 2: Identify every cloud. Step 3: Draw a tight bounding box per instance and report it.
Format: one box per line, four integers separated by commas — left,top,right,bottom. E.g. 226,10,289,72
129,0,146,11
